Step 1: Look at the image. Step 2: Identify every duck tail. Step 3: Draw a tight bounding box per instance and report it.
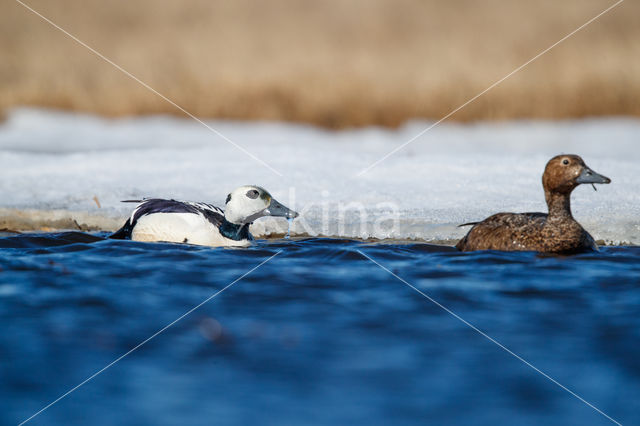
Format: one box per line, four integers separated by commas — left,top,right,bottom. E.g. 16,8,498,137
458,222,479,227
109,220,133,240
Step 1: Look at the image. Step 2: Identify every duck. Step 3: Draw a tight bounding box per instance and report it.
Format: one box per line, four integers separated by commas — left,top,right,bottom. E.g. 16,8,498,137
456,154,610,254
110,185,299,247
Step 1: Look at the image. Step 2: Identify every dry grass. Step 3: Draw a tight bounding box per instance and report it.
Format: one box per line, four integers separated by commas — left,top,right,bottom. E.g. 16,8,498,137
1,0,639,128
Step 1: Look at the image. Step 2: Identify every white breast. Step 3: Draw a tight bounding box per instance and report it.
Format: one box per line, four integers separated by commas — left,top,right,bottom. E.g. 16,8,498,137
131,213,250,247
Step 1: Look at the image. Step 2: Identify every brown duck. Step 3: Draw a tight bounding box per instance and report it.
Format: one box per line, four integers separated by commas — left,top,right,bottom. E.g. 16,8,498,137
456,155,611,254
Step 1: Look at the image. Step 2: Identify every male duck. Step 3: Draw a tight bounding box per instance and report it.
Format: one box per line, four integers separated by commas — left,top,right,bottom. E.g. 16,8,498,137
110,185,299,247
456,155,610,254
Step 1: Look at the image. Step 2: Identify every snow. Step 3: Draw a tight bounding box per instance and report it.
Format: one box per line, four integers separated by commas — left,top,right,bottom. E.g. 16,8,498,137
0,108,638,244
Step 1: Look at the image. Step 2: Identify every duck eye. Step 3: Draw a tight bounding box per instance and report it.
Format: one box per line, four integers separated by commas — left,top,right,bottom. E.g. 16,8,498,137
225,194,231,204
562,159,569,165
246,189,259,199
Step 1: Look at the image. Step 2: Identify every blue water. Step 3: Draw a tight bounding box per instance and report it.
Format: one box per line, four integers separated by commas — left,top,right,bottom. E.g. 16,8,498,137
0,233,638,426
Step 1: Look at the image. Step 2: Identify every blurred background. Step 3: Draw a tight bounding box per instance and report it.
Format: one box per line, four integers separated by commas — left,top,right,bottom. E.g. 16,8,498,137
2,4,639,426
2,0,639,128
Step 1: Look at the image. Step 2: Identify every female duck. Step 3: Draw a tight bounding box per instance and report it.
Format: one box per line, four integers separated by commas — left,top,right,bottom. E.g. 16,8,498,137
110,185,298,247
456,155,610,254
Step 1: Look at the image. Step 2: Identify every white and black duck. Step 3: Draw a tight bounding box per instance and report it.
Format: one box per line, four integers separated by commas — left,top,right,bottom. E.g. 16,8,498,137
110,185,299,247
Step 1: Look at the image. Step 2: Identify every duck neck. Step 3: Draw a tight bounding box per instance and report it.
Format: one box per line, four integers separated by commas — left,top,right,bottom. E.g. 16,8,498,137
545,190,573,220
219,219,251,241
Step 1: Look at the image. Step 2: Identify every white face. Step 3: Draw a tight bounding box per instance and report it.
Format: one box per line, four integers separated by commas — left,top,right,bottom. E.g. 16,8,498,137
224,185,298,225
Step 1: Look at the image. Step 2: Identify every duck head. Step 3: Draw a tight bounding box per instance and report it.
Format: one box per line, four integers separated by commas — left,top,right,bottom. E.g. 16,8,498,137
542,154,611,195
224,185,299,225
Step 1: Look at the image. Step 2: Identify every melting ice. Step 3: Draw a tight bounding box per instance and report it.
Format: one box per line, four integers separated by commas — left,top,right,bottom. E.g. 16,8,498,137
0,108,638,244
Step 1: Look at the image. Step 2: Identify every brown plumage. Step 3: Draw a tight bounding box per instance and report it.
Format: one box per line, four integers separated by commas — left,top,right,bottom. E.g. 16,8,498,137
456,155,611,254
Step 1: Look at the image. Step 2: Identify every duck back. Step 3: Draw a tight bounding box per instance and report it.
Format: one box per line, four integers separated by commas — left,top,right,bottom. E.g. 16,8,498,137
456,212,596,253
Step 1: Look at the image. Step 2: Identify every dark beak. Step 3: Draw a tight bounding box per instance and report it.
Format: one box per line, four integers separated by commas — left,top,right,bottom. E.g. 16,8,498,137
576,166,611,185
264,198,299,219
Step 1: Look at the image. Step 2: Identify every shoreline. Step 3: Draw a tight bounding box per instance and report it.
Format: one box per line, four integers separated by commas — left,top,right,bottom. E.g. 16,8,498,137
1,109,637,247
0,208,631,247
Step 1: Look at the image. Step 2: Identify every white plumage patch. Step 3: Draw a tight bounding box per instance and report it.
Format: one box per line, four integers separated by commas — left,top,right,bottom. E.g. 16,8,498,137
121,199,249,247
131,212,249,247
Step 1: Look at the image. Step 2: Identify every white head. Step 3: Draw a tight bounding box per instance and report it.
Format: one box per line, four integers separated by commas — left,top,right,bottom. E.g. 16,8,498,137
224,185,299,225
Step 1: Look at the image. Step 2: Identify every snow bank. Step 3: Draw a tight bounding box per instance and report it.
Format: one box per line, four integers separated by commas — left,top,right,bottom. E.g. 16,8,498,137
0,108,638,244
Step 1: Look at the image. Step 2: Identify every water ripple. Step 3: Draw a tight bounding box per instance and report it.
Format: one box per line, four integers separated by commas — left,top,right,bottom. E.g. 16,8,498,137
0,232,638,426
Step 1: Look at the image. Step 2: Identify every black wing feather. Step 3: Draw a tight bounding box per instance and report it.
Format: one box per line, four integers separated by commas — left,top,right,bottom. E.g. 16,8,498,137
109,199,224,240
